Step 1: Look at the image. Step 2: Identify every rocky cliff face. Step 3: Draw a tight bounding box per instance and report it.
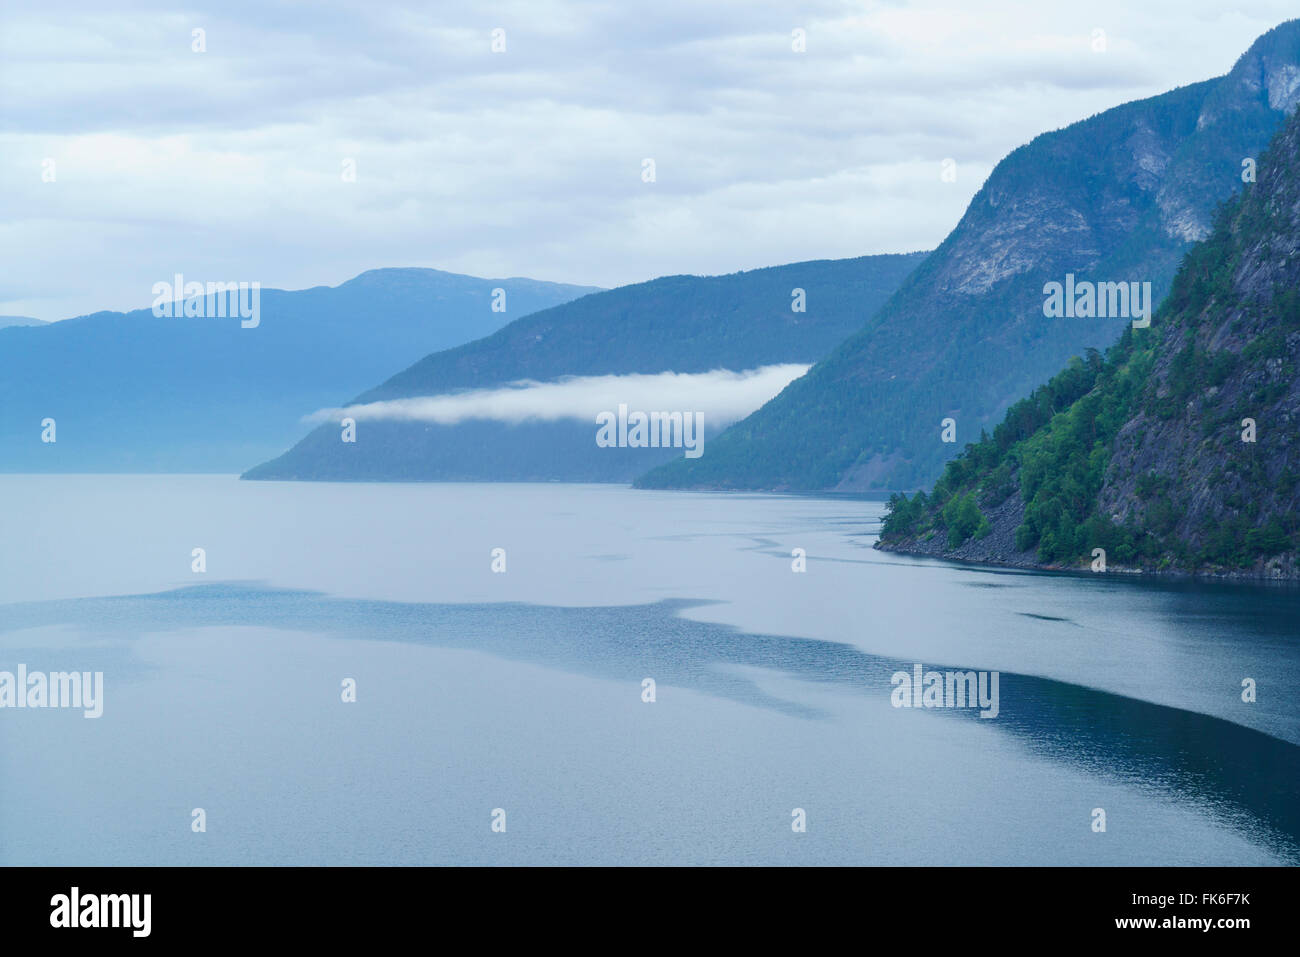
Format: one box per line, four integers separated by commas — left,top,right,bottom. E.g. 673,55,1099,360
641,20,1300,494
878,99,1300,579
1095,108,1300,575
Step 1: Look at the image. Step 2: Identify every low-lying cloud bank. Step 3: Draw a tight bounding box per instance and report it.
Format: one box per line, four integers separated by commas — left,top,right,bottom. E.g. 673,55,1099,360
308,365,810,428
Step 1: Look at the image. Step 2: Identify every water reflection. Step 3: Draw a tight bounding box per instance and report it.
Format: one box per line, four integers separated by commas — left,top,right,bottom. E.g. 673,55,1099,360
4,582,1297,860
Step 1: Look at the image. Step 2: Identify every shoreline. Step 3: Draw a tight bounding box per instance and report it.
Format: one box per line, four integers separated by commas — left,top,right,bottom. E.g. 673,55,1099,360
873,537,1300,584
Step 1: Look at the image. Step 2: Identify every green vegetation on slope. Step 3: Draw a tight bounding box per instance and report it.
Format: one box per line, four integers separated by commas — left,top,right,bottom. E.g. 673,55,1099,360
639,21,1300,493
880,107,1300,574
881,328,1155,562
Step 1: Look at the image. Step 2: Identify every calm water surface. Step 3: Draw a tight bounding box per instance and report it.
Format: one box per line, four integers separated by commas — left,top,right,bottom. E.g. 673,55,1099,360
1,475,1296,865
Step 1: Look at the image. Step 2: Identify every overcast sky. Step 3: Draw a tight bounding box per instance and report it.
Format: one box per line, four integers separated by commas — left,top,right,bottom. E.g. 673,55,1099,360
2,0,1296,320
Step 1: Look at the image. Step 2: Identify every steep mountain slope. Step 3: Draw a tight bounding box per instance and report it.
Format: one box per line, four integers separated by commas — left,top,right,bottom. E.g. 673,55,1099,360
0,269,597,472
877,101,1300,579
243,253,926,482
640,20,1300,493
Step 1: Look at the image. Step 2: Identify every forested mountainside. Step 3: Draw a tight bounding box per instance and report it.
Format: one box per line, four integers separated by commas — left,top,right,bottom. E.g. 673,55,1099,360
878,102,1300,579
640,21,1300,493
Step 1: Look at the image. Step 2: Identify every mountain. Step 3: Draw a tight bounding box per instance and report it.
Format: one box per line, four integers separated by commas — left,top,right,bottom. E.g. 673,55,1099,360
0,269,598,472
639,20,1300,493
877,99,1300,579
0,316,46,328
243,253,927,482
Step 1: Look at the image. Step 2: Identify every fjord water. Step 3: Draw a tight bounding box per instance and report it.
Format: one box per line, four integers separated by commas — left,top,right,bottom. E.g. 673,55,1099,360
1,475,1296,865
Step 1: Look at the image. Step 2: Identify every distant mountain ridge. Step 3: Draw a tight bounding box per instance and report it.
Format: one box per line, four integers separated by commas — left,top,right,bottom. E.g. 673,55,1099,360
0,316,46,328
878,98,1300,578
639,20,1300,493
243,252,927,482
0,268,599,472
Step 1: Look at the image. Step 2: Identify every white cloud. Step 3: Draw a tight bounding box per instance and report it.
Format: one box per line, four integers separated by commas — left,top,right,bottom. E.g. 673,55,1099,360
1,0,1296,319
309,364,811,427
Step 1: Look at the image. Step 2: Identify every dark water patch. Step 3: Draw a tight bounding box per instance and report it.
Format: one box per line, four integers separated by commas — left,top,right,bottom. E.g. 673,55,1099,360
3,582,1298,860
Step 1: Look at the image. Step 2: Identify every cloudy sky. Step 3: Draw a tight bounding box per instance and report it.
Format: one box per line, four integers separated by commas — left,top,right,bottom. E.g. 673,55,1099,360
2,0,1296,320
